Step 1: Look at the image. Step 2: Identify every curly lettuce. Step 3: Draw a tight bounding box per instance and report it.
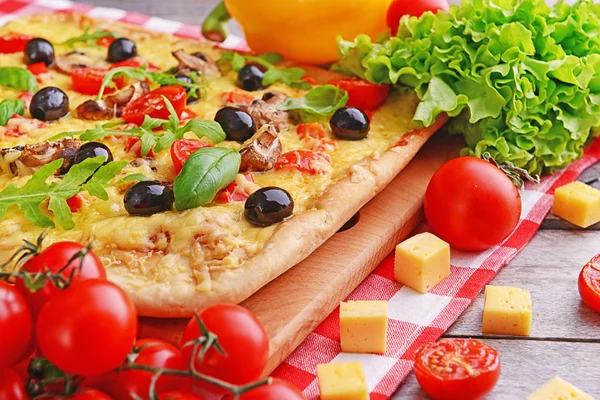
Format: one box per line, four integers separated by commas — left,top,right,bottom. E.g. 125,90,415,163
334,0,600,174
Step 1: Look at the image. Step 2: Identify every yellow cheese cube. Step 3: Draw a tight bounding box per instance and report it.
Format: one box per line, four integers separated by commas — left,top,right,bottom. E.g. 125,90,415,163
317,361,368,400
552,181,600,228
394,232,451,293
527,377,594,400
482,285,532,336
340,301,388,354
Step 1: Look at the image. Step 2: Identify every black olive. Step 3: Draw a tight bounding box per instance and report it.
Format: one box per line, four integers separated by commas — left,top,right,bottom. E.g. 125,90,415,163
191,52,208,61
237,63,265,92
107,38,137,63
124,181,174,216
24,38,54,66
30,87,69,121
330,107,370,140
73,142,113,166
214,107,256,142
244,187,294,227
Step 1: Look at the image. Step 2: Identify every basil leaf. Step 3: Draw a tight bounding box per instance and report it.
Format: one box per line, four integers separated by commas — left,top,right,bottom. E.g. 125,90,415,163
277,84,348,117
0,67,38,93
179,119,226,144
0,98,25,126
258,52,284,65
173,147,241,211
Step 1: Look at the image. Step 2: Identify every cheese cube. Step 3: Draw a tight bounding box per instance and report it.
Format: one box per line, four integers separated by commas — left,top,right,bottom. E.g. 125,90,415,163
317,362,368,400
552,181,600,228
340,301,388,354
527,377,593,400
482,285,532,336
394,232,451,293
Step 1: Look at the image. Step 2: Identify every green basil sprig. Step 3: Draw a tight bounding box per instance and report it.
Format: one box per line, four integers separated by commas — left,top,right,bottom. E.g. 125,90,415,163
0,98,25,126
173,147,241,211
0,67,38,93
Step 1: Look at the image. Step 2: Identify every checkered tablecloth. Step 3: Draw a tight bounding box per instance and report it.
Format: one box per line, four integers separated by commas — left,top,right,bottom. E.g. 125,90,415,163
2,1,600,398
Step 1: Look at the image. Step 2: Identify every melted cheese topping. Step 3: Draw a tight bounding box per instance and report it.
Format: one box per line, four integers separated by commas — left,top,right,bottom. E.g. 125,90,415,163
0,14,420,291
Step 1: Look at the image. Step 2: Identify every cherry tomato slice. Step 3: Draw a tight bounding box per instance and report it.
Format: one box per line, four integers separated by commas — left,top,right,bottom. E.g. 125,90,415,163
328,78,389,111
96,36,116,48
67,193,84,212
0,282,33,369
0,368,28,400
579,254,600,313
122,85,187,126
110,59,161,72
275,150,331,175
215,174,255,203
71,68,125,96
27,62,49,76
170,139,211,174
297,123,327,140
386,0,449,36
220,90,255,106
414,338,501,400
0,33,34,54
126,137,155,158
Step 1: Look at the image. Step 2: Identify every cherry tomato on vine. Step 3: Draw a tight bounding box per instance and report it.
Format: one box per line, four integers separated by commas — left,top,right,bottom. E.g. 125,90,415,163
122,85,187,126
15,241,106,316
36,279,137,376
97,338,190,400
424,156,521,251
180,304,269,394
578,254,600,313
0,368,28,400
226,379,306,400
159,392,204,400
170,139,211,174
38,388,114,399
328,78,390,111
386,0,449,36
414,339,501,400
0,281,33,368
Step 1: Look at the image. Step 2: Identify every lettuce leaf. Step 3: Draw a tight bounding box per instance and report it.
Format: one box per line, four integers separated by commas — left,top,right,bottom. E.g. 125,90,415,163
334,0,600,174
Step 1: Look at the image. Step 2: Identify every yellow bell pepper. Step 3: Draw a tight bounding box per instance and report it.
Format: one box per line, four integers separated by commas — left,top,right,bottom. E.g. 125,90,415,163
202,0,393,65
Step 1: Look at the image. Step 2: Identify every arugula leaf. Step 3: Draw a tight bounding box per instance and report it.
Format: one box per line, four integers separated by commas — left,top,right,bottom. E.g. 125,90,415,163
277,85,348,120
0,99,25,126
0,67,38,93
56,28,119,47
0,157,125,229
96,67,149,99
113,173,147,185
173,147,241,211
82,161,128,200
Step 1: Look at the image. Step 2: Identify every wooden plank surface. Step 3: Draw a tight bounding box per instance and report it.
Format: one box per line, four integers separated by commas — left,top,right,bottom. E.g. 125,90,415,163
77,1,600,398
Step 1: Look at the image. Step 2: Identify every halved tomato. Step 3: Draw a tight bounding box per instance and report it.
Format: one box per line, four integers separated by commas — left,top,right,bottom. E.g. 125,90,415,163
275,150,331,175
170,139,211,174
27,62,49,76
0,33,34,54
122,85,187,126
328,78,389,110
414,338,501,400
579,254,600,313
71,68,125,95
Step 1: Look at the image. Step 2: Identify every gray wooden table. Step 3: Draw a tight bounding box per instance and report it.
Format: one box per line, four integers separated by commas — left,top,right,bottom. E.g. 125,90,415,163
82,1,600,398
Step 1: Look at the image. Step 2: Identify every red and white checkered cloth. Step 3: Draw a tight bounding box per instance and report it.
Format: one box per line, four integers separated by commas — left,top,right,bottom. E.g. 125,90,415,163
2,1,600,398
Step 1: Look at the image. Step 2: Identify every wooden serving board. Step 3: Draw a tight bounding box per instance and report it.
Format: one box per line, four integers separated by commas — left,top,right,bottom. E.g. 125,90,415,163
138,133,464,374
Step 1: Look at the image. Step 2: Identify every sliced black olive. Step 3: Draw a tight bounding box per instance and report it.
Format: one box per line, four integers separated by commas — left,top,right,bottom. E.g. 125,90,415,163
107,38,137,63
244,187,294,227
124,181,174,216
73,142,113,166
214,107,256,142
330,107,370,140
237,63,265,92
24,38,54,66
30,87,69,121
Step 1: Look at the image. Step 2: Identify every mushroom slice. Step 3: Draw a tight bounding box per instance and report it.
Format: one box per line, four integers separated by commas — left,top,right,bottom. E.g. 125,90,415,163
104,81,150,108
172,49,220,77
244,91,292,131
76,99,114,121
239,124,282,172
55,51,109,74
5,138,83,176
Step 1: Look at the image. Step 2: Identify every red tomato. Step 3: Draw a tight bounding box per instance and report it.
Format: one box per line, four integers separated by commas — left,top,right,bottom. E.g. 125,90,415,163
96,338,189,400
275,150,331,175
386,0,449,35
15,241,106,316
180,108,197,121
180,304,269,394
414,339,501,400
36,279,137,376
297,123,327,140
170,139,211,174
0,369,27,400
17,92,33,110
38,388,114,400
579,254,600,313
126,137,155,158
0,33,34,54
329,78,390,110
71,68,123,95
27,62,49,76
424,157,521,251
227,379,306,400
220,90,255,106
301,76,317,86
0,282,32,369
97,36,116,48
159,392,204,400
215,174,255,203
67,194,83,212
110,59,161,72
122,85,187,126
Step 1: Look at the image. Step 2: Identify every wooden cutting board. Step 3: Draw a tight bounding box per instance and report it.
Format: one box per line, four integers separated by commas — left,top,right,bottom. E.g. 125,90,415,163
138,133,464,374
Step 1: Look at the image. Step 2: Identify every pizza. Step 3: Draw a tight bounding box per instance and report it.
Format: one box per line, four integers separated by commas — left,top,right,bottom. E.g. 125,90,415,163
0,12,444,317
